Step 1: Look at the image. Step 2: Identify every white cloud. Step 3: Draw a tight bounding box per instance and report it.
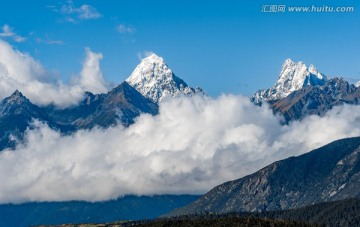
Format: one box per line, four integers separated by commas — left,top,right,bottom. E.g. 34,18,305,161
59,0,102,22
0,24,26,43
0,94,359,203
117,24,135,34
78,47,108,94
0,39,108,107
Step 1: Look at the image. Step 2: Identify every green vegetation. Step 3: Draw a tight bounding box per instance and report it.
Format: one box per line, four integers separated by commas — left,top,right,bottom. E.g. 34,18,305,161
127,216,316,227
36,198,360,227
262,198,360,226
40,216,315,227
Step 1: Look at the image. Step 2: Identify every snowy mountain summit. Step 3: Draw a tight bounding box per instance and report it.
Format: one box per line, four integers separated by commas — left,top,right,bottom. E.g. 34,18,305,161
126,53,202,103
252,59,327,103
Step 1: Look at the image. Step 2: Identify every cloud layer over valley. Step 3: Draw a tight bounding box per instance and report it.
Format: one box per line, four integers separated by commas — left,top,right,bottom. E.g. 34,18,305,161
1,94,360,203
1,39,360,204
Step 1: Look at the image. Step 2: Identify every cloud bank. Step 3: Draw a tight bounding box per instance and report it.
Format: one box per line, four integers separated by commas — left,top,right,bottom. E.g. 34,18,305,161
0,39,108,107
1,94,360,203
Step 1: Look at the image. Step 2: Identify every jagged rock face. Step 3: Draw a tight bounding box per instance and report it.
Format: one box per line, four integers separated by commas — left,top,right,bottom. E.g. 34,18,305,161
170,137,360,215
0,83,158,151
126,54,202,103
45,81,159,129
252,59,327,104
72,81,159,128
271,78,360,122
0,53,201,151
250,59,360,122
0,91,54,150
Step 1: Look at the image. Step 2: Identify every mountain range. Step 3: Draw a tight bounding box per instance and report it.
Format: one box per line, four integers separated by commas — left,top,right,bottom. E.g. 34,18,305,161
1,56,360,226
0,195,200,227
252,59,360,122
2,56,360,151
0,54,201,151
2,57,360,151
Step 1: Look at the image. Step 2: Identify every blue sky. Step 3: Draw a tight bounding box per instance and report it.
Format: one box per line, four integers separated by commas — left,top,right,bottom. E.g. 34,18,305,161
1,0,359,96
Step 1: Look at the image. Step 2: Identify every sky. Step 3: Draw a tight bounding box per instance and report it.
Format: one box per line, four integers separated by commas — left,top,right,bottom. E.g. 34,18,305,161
0,0,359,97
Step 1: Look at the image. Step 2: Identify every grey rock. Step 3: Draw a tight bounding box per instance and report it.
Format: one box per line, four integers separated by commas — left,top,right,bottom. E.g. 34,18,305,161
45,81,158,129
170,137,360,215
0,82,158,151
271,78,360,122
0,90,58,150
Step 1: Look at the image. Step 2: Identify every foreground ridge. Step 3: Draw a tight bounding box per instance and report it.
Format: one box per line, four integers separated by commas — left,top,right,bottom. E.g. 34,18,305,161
169,137,360,215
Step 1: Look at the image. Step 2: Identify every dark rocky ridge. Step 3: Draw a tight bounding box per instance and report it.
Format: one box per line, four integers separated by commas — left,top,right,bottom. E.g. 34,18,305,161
270,78,360,122
0,90,62,150
45,81,158,129
170,137,360,215
0,82,158,151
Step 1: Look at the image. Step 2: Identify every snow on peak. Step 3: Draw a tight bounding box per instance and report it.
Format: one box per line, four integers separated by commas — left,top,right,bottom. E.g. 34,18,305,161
142,53,164,63
283,58,295,66
308,64,325,80
355,81,360,88
126,53,201,103
252,59,327,103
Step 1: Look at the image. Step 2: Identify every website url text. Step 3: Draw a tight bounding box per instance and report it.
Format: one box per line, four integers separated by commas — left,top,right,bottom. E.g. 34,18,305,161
261,5,355,13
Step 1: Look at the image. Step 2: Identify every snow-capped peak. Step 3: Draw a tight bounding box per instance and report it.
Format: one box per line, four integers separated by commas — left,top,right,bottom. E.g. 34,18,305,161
126,53,169,86
142,53,164,64
252,59,327,103
126,53,201,103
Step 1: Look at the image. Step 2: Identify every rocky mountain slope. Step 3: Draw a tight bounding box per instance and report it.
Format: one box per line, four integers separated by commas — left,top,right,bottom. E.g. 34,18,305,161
0,54,202,151
0,91,61,150
126,53,202,103
45,81,158,129
170,137,360,215
272,77,360,122
0,82,158,151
